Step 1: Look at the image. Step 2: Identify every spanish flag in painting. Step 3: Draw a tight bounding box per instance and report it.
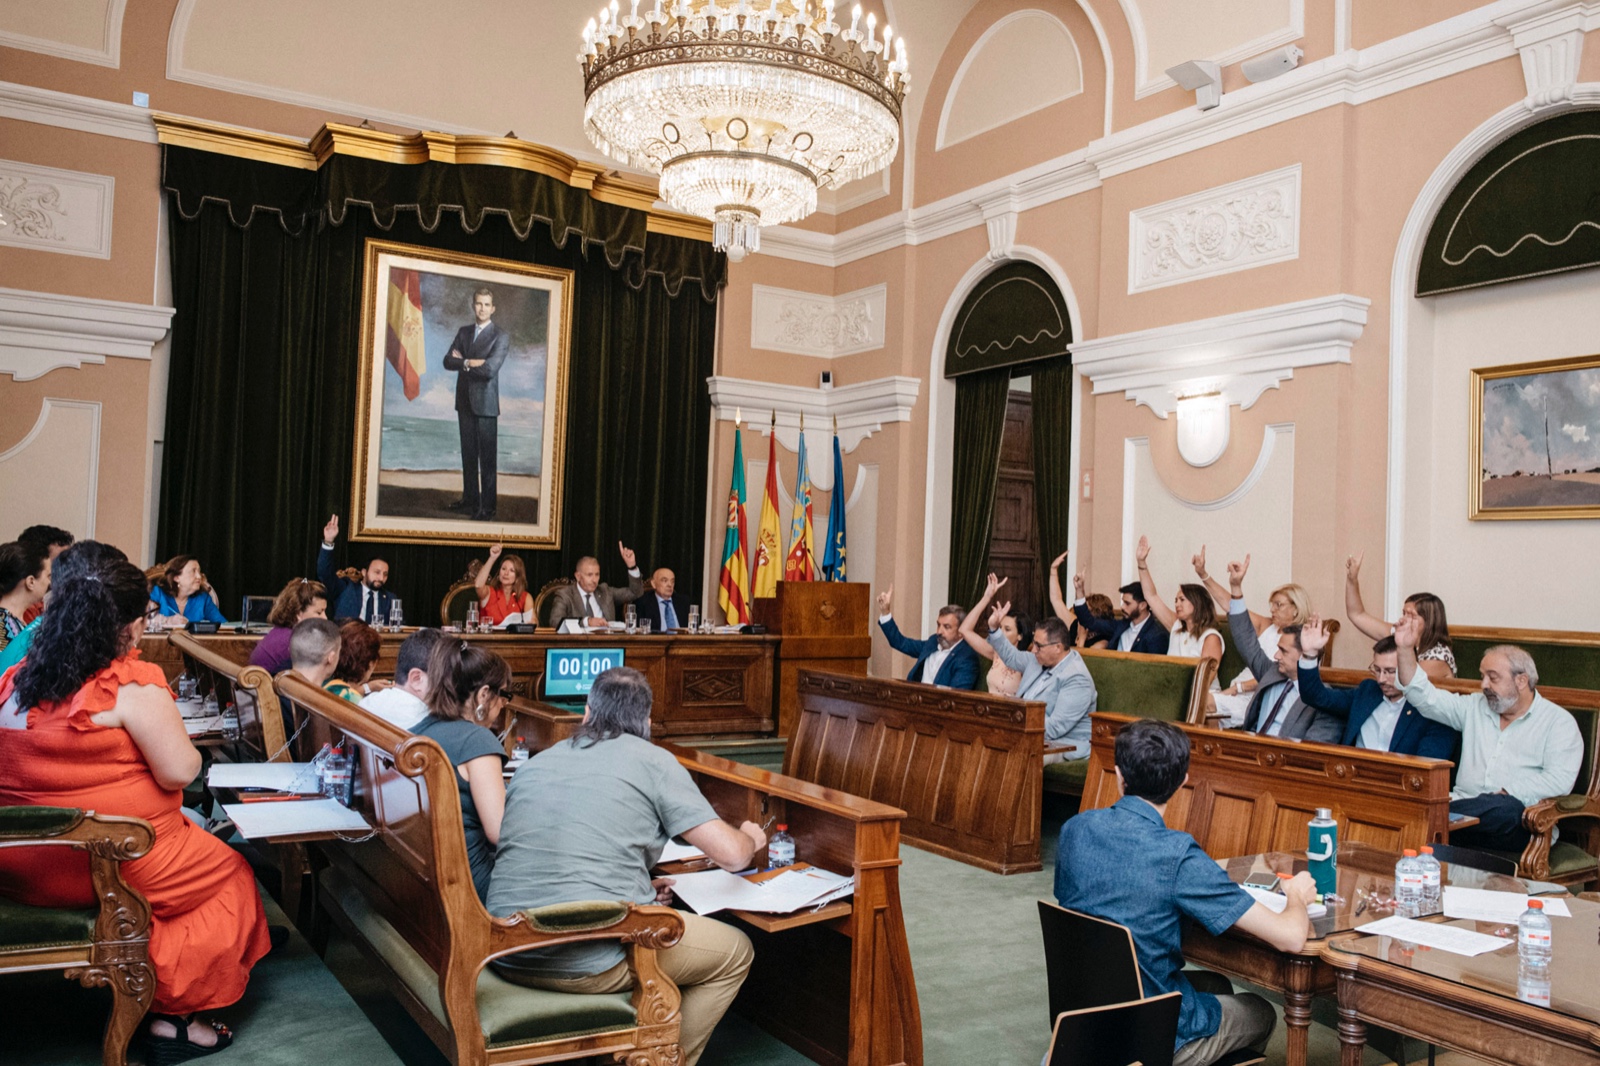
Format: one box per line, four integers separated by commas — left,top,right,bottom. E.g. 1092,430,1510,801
385,266,425,400
821,428,847,580
783,428,815,581
718,427,751,624
751,426,782,598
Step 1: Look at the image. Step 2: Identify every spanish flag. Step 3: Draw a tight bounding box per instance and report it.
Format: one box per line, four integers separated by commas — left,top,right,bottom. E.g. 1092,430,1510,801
784,427,815,582
718,428,751,624
385,267,425,400
751,426,782,598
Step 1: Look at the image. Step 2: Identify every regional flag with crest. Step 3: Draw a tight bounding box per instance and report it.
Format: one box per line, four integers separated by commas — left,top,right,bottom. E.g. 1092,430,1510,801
718,428,751,623
784,428,815,581
752,425,782,597
821,428,847,580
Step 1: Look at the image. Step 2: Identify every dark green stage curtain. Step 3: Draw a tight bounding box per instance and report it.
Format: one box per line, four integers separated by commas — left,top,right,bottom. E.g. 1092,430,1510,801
158,152,719,620
946,367,1012,610
1030,357,1074,568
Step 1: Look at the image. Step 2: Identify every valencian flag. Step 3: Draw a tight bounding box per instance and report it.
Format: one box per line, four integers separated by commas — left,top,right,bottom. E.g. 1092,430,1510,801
718,427,751,623
751,422,783,597
385,266,425,400
821,426,847,580
784,425,815,581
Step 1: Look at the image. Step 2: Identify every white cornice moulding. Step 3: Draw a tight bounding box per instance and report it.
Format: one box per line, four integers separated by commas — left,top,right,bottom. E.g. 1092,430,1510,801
1071,293,1370,415
707,375,921,454
1496,1,1594,107
749,283,887,358
0,80,155,143
0,287,176,381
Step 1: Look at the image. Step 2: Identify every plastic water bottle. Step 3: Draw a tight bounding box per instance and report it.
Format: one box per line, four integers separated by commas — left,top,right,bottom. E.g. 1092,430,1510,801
322,744,354,807
1518,899,1553,971
510,736,530,762
1518,964,1552,1007
767,824,795,869
1417,845,1442,911
1307,808,1338,897
1394,849,1423,916
220,701,241,741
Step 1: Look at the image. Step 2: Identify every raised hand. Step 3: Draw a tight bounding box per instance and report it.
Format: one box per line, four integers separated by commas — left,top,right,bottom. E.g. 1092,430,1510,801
1227,553,1251,591
877,585,893,615
986,599,1012,631
1394,612,1423,650
323,514,340,543
618,541,637,569
1192,544,1208,579
1299,615,1329,659
1345,551,1364,584
487,543,503,560
984,573,1010,599
1050,550,1068,571
1136,535,1151,565
1072,571,1086,598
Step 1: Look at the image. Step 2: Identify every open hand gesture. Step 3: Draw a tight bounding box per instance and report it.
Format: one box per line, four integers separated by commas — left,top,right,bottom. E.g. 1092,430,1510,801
987,599,1012,631
1345,551,1364,584
1050,550,1068,571
1192,544,1208,579
1299,615,1329,659
1136,535,1151,565
1394,612,1423,651
1227,554,1251,592
618,541,637,569
323,514,340,543
877,585,893,615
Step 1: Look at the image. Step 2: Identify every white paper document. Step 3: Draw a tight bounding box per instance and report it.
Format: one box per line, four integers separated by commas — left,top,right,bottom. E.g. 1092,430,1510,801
183,715,222,736
669,868,854,916
1356,915,1513,956
659,840,705,863
208,762,321,793
221,799,370,839
1443,886,1572,922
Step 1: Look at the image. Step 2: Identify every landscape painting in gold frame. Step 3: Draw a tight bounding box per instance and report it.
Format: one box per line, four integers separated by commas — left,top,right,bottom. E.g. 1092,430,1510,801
351,239,573,547
1470,353,1600,520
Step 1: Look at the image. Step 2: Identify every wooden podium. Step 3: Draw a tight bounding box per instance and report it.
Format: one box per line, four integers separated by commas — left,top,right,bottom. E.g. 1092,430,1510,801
752,581,871,737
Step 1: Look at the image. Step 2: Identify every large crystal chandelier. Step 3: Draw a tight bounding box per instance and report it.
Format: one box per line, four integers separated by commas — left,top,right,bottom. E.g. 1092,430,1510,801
579,0,910,261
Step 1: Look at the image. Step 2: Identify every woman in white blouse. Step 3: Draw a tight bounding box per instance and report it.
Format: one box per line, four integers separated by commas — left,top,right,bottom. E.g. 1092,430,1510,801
1134,536,1224,671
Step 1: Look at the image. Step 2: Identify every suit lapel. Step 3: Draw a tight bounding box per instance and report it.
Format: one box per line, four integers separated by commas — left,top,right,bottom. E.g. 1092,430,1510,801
469,322,497,356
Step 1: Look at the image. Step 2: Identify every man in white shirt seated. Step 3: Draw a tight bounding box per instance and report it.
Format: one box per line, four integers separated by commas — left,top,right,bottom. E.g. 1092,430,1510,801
361,627,443,730
1395,614,1582,853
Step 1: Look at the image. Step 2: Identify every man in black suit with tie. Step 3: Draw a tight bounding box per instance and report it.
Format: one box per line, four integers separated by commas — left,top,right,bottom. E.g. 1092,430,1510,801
444,287,511,521
1226,555,1339,743
1295,620,1459,759
635,567,690,631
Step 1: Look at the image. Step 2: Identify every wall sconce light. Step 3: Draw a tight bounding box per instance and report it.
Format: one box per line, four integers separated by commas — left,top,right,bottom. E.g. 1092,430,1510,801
1165,59,1222,110
1175,391,1229,467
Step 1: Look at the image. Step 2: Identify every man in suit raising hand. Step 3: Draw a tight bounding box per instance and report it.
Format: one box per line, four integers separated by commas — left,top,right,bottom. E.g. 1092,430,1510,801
875,585,979,690
444,287,511,522
1296,616,1459,759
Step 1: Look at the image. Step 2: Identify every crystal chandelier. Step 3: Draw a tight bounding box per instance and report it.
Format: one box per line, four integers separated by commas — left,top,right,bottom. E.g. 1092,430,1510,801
579,0,910,261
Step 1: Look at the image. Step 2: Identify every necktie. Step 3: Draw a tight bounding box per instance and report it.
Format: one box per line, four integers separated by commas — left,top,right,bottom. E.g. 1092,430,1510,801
1258,681,1295,735
662,599,678,630
586,592,600,619
361,589,371,622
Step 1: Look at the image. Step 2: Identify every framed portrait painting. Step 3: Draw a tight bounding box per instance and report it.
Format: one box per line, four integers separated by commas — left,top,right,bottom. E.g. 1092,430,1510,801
351,240,573,546
1470,353,1600,520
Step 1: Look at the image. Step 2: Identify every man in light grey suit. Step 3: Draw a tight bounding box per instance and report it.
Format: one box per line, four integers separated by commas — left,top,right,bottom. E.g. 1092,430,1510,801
547,542,645,628
1226,554,1339,743
444,287,511,521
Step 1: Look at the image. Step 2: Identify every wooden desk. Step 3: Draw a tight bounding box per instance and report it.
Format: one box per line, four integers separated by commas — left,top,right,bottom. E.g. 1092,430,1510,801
785,670,1047,874
664,742,922,1066
1079,713,1454,857
1184,843,1535,1066
142,630,780,737
1325,896,1600,1066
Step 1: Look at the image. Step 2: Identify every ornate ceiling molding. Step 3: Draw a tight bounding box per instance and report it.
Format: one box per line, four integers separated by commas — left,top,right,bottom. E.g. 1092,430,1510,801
707,375,920,454
0,0,124,68
1129,164,1300,293
0,159,116,260
0,287,174,381
749,283,887,359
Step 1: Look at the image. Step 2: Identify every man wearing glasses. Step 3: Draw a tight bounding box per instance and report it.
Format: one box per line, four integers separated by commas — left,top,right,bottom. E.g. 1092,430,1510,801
1294,617,1459,759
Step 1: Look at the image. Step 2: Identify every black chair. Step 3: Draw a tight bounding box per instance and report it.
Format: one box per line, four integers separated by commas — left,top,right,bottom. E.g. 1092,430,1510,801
1044,993,1181,1066
1429,841,1519,876
1037,900,1143,1025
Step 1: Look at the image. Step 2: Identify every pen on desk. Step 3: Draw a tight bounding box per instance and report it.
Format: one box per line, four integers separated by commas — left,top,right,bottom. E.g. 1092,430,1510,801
236,793,317,803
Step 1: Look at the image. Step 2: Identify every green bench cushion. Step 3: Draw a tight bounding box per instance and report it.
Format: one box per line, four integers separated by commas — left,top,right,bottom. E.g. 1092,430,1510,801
1452,638,1600,691
1079,657,1194,722
320,870,637,1047
0,806,81,838
0,896,96,951
1043,759,1089,796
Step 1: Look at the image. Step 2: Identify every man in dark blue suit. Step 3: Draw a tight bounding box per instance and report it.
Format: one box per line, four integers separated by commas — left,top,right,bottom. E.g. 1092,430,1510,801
634,567,691,631
317,514,396,623
1070,577,1171,655
875,586,979,690
1296,619,1459,760
444,287,512,522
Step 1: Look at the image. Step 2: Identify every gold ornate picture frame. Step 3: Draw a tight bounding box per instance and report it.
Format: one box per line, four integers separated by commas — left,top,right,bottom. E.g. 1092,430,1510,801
1470,353,1600,520
351,239,573,547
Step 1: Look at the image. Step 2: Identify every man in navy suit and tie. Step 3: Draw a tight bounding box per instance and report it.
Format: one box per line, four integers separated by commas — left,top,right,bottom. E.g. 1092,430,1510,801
1068,575,1171,655
444,287,511,521
317,514,395,623
1295,618,1459,759
875,586,979,690
635,567,690,631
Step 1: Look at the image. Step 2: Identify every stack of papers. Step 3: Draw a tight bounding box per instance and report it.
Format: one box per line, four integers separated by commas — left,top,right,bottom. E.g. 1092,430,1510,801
1443,886,1572,921
669,867,855,916
183,715,222,737
1356,915,1512,956
220,798,370,839
659,840,706,863
208,762,322,794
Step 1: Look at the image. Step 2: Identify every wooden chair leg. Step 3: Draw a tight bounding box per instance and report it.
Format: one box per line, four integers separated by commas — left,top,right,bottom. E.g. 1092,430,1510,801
93,958,156,1066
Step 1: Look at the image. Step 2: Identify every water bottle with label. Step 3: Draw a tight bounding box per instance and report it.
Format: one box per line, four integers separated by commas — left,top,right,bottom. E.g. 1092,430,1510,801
220,701,241,741
322,744,354,807
511,736,530,762
1517,964,1552,1007
388,599,404,633
1307,807,1338,897
1518,899,1553,971
767,824,795,869
1393,849,1423,916
1417,845,1442,911
687,605,700,632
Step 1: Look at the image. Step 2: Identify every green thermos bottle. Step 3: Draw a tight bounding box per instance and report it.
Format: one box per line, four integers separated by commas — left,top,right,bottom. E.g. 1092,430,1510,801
1307,807,1338,897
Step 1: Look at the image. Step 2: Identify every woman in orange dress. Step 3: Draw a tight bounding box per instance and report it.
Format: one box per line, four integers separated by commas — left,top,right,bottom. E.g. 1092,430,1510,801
474,543,534,625
0,542,270,1061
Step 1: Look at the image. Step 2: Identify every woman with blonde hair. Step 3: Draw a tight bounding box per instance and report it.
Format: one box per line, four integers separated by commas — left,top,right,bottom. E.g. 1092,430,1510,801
474,544,534,625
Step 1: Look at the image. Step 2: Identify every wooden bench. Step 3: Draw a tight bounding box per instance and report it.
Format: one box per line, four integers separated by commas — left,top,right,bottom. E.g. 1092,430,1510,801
1042,650,1216,800
1448,624,1600,691
0,807,155,1066
1078,712,1454,856
783,670,1047,874
275,674,688,1066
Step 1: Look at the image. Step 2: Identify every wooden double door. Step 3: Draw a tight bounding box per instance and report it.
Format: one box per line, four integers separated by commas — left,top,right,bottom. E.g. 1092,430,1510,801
986,388,1042,623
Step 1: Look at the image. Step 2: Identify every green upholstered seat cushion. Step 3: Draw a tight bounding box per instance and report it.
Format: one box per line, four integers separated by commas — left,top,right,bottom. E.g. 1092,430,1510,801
1544,842,1599,877
1452,638,1600,691
1079,657,1193,722
0,806,81,838
0,896,96,950
319,869,637,1047
1043,759,1089,795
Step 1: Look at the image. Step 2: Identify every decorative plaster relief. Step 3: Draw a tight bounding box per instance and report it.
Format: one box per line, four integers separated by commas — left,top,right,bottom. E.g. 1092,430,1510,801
0,287,175,380
1130,164,1301,293
0,0,124,68
0,160,115,259
749,283,887,358
709,375,920,457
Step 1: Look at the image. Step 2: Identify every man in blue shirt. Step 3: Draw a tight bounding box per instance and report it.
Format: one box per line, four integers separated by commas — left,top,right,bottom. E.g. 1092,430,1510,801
1055,719,1316,1066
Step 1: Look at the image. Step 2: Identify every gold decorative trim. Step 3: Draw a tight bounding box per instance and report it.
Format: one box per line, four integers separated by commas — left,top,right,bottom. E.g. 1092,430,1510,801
1468,352,1600,521
153,115,714,241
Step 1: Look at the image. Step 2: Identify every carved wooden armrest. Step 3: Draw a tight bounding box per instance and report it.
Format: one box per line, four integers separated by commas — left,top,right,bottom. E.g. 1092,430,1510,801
488,900,685,958
1042,744,1076,756
0,809,157,954
1517,795,1600,880
1200,713,1228,731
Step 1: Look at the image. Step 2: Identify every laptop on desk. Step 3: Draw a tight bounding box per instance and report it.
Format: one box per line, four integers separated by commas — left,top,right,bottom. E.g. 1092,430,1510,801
239,595,275,633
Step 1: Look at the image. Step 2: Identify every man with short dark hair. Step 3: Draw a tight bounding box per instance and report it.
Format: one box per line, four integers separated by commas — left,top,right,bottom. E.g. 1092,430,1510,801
317,514,394,623
1069,572,1171,655
1226,555,1338,742
1296,620,1459,759
1056,718,1316,1066
487,667,766,1066
362,627,444,730
875,585,979,690
444,286,511,521
288,617,342,686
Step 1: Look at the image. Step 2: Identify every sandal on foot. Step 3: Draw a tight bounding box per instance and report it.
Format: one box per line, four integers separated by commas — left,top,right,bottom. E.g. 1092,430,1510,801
144,1013,233,1065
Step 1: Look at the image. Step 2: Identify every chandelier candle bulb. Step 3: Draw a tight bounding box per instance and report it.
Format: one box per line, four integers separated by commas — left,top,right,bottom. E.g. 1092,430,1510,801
850,4,860,33
865,13,876,50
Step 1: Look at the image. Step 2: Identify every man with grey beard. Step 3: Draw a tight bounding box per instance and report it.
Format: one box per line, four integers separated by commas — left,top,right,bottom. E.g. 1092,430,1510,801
1395,614,1582,853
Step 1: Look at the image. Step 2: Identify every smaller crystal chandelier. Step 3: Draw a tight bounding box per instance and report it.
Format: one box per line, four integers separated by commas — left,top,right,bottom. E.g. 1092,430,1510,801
579,0,910,261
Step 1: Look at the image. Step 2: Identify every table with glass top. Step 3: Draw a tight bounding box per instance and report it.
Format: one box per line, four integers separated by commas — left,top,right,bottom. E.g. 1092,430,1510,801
1324,893,1600,1066
1182,841,1540,1066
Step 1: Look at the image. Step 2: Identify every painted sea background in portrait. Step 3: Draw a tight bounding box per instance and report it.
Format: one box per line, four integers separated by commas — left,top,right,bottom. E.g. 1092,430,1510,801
375,271,550,523
1479,362,1600,510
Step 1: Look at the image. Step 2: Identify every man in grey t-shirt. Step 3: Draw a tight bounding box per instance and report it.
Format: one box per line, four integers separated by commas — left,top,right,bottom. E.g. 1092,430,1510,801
487,667,767,1066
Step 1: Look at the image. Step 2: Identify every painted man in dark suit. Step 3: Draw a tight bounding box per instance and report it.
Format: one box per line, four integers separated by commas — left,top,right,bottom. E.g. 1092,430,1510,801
1296,620,1459,760
875,586,979,690
444,287,511,521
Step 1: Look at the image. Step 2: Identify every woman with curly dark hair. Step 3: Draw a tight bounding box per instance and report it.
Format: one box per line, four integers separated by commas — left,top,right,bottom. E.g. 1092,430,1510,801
0,543,270,1060
149,553,228,626
324,620,384,703
248,578,328,675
